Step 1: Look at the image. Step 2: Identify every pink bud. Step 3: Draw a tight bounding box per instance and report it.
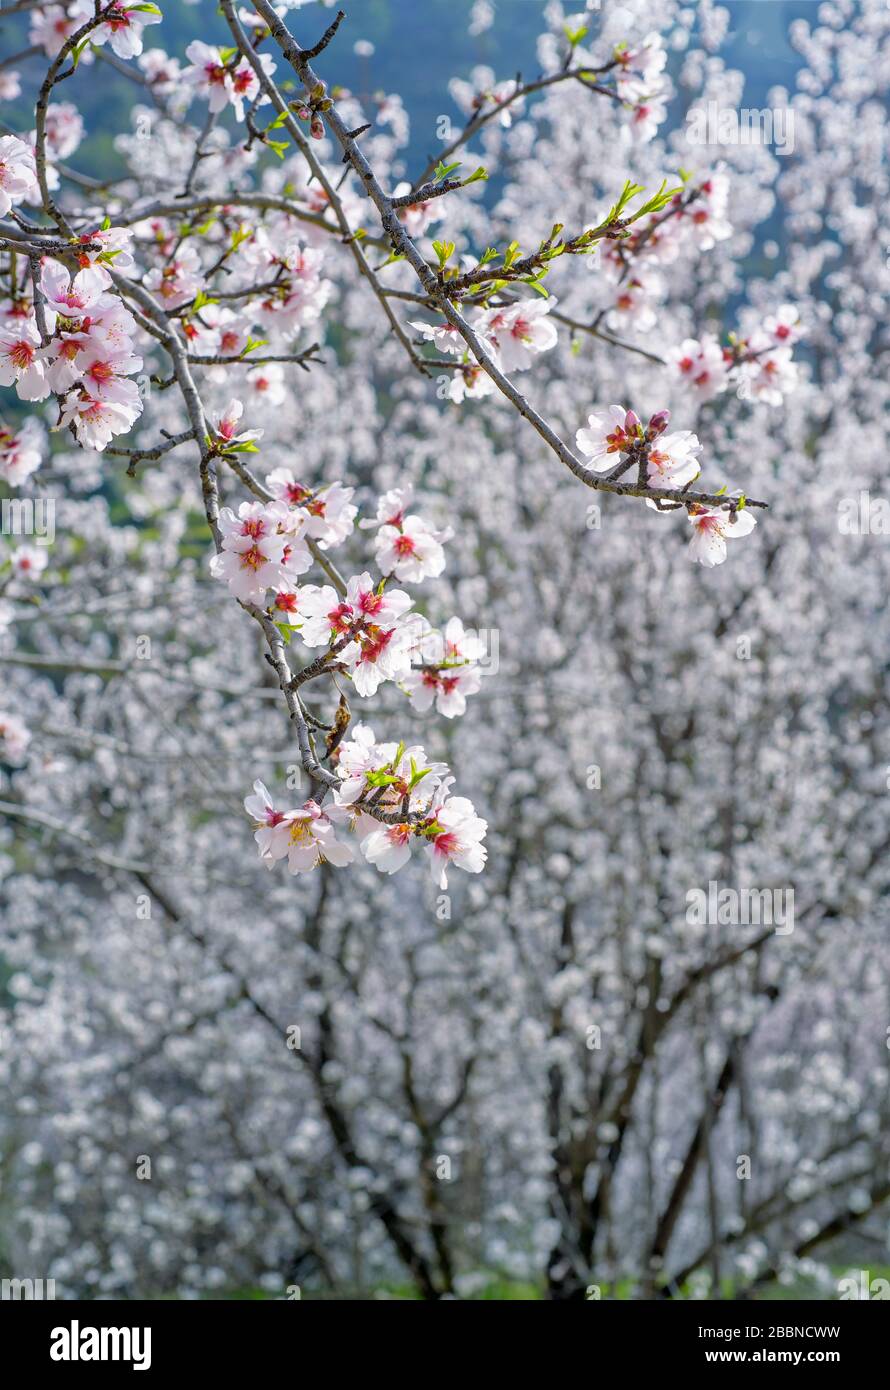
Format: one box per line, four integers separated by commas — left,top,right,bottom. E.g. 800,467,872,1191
624,409,641,434
310,118,324,140
647,409,670,438
296,105,310,121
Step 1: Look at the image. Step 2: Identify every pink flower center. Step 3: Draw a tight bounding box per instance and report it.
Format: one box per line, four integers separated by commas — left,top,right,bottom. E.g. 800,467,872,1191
7,340,34,370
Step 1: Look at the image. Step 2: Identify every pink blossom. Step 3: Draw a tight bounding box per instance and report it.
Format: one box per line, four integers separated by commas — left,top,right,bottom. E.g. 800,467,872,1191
477,298,558,372
392,182,441,238
606,273,662,333
424,794,488,889
58,392,141,450
11,545,49,580
212,398,263,449
0,710,30,763
671,335,729,401
44,103,84,161
360,821,414,875
576,404,639,470
645,431,702,490
209,501,290,604
373,514,451,583
0,321,49,401
39,260,107,324
91,2,163,61
0,417,42,487
243,780,290,864
266,470,357,549
687,501,757,567
762,303,803,346
0,136,39,217
279,801,354,874
402,664,482,718
446,362,496,404
29,3,92,60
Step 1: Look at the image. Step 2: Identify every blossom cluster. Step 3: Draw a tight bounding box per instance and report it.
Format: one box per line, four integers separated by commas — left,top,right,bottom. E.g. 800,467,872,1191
29,2,162,62
412,296,558,403
600,172,732,336
576,404,757,566
245,723,487,888
0,206,143,449
671,305,803,407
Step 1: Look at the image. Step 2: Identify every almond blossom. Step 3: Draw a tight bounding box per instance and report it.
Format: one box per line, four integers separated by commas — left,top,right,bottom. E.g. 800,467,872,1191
209,500,291,604
57,392,140,450
401,664,482,719
606,272,662,333
576,404,640,469
71,226,135,284
183,41,276,121
373,513,451,583
686,172,732,250
671,335,730,400
38,260,107,324
0,321,50,401
90,2,163,61
11,545,49,581
687,500,757,567
422,792,488,889
476,298,558,372
358,485,415,532
277,801,354,874
29,3,92,61
392,182,441,238
243,780,289,865
212,397,264,451
266,470,357,549
0,136,39,217
143,245,202,310
645,431,702,489
740,342,799,407
43,103,84,162
446,362,497,404
0,417,42,487
0,710,31,762
763,303,803,346
298,573,415,697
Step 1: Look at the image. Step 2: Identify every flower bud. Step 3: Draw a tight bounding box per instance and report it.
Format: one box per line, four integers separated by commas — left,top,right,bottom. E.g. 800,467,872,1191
624,409,642,435
310,118,325,140
646,409,670,439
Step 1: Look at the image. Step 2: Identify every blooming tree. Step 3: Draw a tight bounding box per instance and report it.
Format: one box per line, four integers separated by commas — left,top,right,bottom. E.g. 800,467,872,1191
0,0,888,1301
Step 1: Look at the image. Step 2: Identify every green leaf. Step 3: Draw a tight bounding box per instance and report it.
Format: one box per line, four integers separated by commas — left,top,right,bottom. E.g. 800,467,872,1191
433,159,462,181
464,165,488,185
432,239,455,269
502,240,521,269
